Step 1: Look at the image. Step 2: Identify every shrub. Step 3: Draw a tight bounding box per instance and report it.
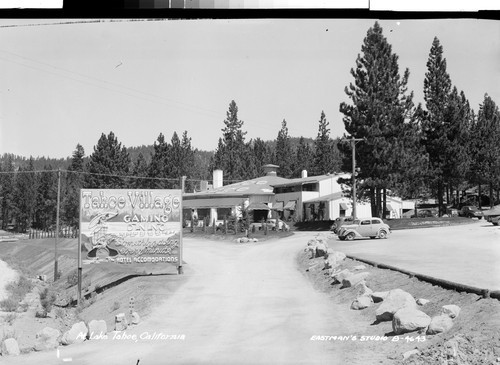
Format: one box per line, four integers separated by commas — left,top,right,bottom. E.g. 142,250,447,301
5,275,33,302
39,288,57,316
66,269,78,287
0,298,18,312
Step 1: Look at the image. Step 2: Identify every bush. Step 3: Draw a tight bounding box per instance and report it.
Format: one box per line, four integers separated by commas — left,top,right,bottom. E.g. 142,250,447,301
5,275,33,302
0,298,18,312
66,269,78,287
39,288,57,316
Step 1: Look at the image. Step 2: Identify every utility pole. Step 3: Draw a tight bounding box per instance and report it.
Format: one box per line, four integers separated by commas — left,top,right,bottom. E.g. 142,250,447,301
178,176,186,275
54,168,61,282
344,138,364,219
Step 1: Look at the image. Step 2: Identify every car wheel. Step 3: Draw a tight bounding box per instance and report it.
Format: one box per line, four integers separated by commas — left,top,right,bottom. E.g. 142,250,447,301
378,230,387,239
345,232,355,241
339,236,346,241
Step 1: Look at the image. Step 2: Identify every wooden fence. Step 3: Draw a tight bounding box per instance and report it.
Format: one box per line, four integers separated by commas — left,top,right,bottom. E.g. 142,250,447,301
28,227,79,239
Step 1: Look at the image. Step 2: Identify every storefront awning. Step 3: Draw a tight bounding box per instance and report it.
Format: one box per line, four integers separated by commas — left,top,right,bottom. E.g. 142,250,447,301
283,201,296,210
272,202,284,211
247,202,270,211
340,202,349,210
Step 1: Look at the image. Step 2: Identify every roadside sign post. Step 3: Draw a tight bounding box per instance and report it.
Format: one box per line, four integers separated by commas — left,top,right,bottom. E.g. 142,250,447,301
178,176,186,275
54,168,61,282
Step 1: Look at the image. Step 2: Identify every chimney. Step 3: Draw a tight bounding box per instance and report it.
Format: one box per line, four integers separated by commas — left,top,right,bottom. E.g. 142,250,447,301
301,170,308,178
200,180,208,191
263,164,279,176
213,169,223,189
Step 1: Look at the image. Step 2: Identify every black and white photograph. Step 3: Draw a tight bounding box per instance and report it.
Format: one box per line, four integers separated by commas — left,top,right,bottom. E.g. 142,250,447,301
0,6,499,365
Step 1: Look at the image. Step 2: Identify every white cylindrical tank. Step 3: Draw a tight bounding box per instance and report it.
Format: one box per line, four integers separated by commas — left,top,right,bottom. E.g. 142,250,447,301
301,170,308,178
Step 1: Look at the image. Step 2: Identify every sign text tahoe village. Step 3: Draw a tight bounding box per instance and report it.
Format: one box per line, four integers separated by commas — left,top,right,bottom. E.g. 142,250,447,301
80,189,182,266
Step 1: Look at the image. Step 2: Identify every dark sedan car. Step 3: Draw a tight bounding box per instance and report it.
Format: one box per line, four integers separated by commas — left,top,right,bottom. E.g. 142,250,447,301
459,206,483,219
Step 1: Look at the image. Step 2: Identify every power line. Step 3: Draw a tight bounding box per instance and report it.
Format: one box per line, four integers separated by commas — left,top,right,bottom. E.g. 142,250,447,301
0,169,246,184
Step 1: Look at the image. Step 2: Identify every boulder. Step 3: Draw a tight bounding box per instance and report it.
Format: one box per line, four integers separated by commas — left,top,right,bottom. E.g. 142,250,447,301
350,295,374,310
356,281,373,296
375,289,417,322
331,269,352,283
392,308,431,334
61,321,88,345
352,265,367,271
87,320,107,339
416,298,430,306
1,338,20,356
34,327,61,351
342,272,370,288
315,242,327,257
371,291,389,303
131,312,140,325
427,314,454,335
442,305,461,319
115,313,128,331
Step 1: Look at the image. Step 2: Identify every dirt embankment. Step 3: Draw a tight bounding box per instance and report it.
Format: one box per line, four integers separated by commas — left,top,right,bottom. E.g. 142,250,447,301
298,250,500,364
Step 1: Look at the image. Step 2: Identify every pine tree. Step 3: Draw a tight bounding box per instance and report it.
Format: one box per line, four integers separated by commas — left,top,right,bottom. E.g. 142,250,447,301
339,21,415,217
422,37,472,214
149,133,170,189
34,165,58,230
212,100,248,182
470,94,500,207
13,157,38,232
86,132,131,189
250,138,269,177
274,119,294,178
63,144,85,228
131,152,149,189
313,111,339,176
295,136,314,177
0,155,15,229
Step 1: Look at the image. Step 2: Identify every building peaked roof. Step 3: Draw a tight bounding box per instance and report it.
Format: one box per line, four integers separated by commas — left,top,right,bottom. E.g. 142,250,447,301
184,174,291,198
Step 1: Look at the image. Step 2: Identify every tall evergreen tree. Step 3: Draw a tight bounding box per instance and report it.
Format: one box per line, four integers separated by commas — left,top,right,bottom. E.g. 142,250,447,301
0,155,15,229
313,112,341,176
250,138,269,177
470,94,500,207
34,165,57,230
131,152,149,189
86,132,131,189
421,37,453,214
63,144,85,228
13,157,38,232
339,22,415,217
295,136,314,177
274,119,294,178
149,133,170,188
212,100,248,182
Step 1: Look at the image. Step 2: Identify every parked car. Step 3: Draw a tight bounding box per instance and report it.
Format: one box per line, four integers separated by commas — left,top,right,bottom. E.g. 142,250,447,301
482,205,500,226
337,217,391,241
330,216,354,234
459,206,483,219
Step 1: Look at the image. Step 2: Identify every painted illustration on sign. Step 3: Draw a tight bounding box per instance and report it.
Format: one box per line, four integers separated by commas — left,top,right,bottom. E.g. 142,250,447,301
80,189,181,265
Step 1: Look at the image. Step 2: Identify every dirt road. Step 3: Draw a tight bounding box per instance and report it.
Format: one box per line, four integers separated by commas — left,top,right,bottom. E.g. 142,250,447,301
8,233,377,365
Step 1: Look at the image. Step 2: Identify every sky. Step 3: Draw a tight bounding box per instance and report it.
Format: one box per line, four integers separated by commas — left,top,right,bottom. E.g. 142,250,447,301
0,17,499,159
